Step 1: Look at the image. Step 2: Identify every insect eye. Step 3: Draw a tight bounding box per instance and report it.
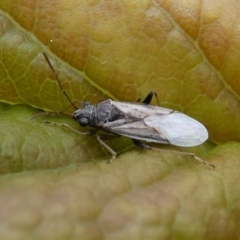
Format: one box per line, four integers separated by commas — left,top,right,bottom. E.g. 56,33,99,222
83,102,91,107
79,118,88,127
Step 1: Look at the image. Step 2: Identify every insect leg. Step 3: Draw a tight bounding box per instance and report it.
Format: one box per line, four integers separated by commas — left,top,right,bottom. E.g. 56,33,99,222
30,111,71,120
142,91,160,105
151,147,216,168
96,135,121,163
174,150,216,168
43,120,96,136
132,139,152,150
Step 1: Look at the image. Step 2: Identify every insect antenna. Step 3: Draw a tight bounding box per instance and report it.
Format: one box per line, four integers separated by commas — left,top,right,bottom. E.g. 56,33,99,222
43,52,78,110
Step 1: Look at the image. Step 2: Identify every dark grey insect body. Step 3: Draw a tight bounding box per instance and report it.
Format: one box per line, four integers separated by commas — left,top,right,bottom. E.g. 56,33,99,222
72,98,208,148
43,53,215,168
73,100,125,128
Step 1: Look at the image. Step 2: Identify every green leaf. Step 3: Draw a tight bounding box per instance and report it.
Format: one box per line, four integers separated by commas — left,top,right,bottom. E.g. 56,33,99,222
0,104,132,174
0,1,240,239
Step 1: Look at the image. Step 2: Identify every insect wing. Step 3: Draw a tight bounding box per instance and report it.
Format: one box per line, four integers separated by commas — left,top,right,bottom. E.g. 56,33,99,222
111,101,172,119
104,102,172,144
107,102,208,147
144,112,208,147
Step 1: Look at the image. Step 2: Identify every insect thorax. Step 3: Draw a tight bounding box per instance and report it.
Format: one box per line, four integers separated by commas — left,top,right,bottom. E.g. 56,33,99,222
73,99,124,128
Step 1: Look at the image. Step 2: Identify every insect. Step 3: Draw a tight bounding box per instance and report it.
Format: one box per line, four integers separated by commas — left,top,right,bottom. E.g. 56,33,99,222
42,53,215,168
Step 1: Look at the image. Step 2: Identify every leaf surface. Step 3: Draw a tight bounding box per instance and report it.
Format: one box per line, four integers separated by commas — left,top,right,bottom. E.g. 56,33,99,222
0,0,240,239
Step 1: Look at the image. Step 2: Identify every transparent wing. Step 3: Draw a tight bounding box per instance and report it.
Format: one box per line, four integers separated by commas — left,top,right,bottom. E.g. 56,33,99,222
144,112,208,146
106,102,208,147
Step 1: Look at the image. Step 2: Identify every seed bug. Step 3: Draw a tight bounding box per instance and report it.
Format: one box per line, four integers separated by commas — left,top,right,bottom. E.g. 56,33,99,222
42,53,215,168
